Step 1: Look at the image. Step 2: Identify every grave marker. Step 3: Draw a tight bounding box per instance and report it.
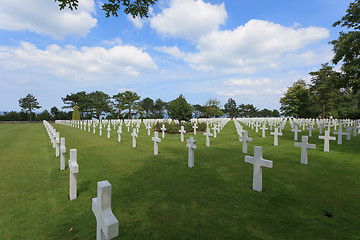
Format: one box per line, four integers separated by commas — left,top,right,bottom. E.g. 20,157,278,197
294,136,316,165
60,137,66,170
179,126,186,142
270,127,282,146
186,137,197,168
319,130,336,152
239,130,252,153
203,128,213,147
92,180,119,240
131,129,138,148
69,149,79,200
152,131,161,155
245,146,273,192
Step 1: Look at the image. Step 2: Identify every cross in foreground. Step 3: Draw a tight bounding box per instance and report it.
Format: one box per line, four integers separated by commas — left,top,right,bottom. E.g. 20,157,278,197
245,146,273,192
92,180,119,240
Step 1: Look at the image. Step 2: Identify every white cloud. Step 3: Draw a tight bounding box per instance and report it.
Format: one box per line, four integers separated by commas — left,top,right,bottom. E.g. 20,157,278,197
0,0,97,39
127,15,144,29
225,78,271,87
158,19,329,73
150,0,227,40
0,42,158,82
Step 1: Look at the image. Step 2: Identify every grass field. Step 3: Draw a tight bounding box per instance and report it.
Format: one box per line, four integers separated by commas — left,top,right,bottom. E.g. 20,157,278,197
1,121,360,239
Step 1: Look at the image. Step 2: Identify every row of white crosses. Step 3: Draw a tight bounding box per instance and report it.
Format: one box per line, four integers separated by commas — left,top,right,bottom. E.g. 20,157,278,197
47,121,119,239
43,121,79,201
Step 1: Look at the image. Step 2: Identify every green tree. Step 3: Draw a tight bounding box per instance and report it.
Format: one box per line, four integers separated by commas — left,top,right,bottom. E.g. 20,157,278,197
153,99,167,119
238,104,258,117
62,91,90,119
139,97,154,118
258,108,273,117
309,64,342,118
18,94,42,122
224,98,239,118
167,94,193,121
87,91,113,120
192,104,204,118
37,110,52,121
55,0,157,18
272,109,280,117
203,99,223,118
72,105,81,120
280,80,310,118
113,91,140,119
331,0,360,108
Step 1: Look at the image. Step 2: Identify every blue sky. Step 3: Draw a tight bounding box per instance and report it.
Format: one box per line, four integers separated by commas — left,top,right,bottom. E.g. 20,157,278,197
0,0,351,112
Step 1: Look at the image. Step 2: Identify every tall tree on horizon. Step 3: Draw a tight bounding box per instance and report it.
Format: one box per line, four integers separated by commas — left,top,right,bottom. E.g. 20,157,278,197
113,91,141,119
18,94,42,122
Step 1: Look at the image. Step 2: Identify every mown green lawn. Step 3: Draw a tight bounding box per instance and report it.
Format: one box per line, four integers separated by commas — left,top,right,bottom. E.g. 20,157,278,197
0,121,359,239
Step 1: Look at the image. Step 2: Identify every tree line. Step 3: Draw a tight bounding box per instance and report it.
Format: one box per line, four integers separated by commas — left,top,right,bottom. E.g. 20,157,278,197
280,1,360,119
1,92,280,122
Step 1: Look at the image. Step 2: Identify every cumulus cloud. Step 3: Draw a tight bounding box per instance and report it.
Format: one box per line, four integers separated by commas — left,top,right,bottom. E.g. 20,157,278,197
150,0,227,40
158,19,329,73
0,42,158,82
0,0,97,39
127,15,145,29
224,78,271,87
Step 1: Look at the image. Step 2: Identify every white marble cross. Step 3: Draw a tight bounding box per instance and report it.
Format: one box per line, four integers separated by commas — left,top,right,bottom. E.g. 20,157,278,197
319,130,336,152
291,125,302,141
212,125,217,138
88,121,91,132
345,126,352,140
192,124,198,135
146,125,151,136
69,149,79,200
239,130,252,154
270,127,282,146
161,124,166,138
237,125,244,137
93,122,96,134
84,121,87,131
260,124,268,138
117,126,122,143
152,131,161,155
294,136,316,165
55,132,60,157
245,146,273,192
318,124,325,134
60,137,66,170
254,122,261,132
203,127,213,147
99,124,103,136
186,137,197,168
92,180,119,240
131,129,138,148
307,124,315,137
179,126,186,142
353,125,359,136
334,127,346,144
107,124,111,139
